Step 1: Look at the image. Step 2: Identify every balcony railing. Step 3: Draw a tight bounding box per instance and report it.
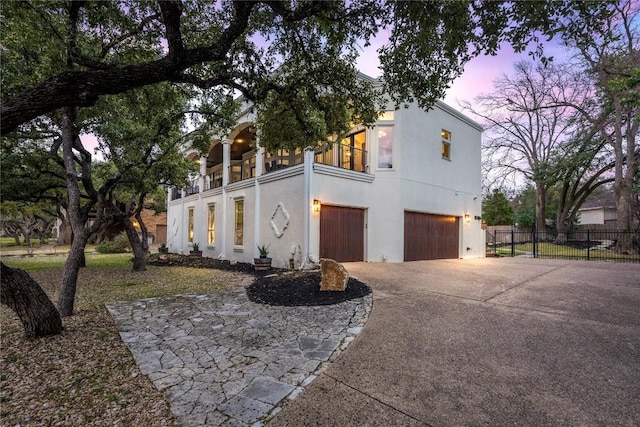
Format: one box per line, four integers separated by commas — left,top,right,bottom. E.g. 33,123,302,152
185,184,199,196
229,150,257,184
264,149,304,173
315,143,367,172
205,165,223,190
170,187,182,201
172,143,367,196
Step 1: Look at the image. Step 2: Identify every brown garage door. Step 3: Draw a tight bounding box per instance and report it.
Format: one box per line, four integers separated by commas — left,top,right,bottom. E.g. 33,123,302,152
320,205,365,262
404,211,459,261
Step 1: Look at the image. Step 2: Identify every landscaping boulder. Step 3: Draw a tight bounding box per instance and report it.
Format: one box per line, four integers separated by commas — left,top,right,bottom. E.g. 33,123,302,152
319,258,349,291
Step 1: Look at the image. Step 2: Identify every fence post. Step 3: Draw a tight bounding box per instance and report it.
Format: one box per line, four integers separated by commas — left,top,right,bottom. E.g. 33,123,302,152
533,229,537,258
511,228,515,257
494,230,497,255
587,229,590,261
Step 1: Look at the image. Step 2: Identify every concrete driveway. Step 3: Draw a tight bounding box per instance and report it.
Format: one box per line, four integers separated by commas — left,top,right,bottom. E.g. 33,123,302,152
272,258,640,426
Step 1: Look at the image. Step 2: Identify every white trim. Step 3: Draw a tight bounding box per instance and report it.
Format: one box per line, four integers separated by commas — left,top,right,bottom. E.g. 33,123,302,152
435,100,483,131
313,164,375,183
202,187,223,198
257,164,305,184
225,178,255,192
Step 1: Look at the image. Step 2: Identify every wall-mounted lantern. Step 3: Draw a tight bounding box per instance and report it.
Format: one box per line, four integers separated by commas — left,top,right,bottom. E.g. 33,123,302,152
464,214,471,224
313,199,321,213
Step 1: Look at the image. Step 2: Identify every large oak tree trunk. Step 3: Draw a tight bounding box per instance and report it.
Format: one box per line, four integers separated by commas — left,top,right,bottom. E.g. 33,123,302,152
1,262,63,338
58,107,90,317
125,218,149,272
58,231,88,317
535,184,547,235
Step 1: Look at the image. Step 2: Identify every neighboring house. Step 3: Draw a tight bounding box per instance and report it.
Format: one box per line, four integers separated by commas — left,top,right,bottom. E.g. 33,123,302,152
167,74,484,268
135,209,167,244
53,208,167,245
577,194,617,226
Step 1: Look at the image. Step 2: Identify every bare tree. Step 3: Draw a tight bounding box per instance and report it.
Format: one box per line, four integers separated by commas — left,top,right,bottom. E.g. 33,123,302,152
464,61,591,232
566,0,639,251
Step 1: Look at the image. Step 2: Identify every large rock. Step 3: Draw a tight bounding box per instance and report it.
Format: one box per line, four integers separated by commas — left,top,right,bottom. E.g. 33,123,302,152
319,258,349,292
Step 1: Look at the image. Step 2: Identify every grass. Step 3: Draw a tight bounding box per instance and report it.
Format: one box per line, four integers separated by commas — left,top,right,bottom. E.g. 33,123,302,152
2,253,128,271
492,242,638,261
0,238,98,256
1,253,250,426
2,253,247,311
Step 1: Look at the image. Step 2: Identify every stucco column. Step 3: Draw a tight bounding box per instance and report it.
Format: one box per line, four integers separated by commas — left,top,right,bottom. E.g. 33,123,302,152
222,139,232,186
199,155,206,191
302,149,314,267
179,189,185,254
219,139,233,259
253,136,263,260
255,146,264,177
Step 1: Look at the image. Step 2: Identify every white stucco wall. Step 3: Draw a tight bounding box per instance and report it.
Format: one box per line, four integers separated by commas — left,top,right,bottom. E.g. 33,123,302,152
167,97,484,266
223,184,256,264
258,171,306,268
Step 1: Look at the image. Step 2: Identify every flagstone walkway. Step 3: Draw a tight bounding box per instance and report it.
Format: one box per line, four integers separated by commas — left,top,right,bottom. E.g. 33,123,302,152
106,279,372,426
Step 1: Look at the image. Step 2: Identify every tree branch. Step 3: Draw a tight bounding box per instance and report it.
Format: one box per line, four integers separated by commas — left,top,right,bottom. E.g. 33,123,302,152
1,1,256,135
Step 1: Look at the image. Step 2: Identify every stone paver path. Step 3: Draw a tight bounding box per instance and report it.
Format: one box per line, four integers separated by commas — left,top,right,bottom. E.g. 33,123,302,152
106,280,372,426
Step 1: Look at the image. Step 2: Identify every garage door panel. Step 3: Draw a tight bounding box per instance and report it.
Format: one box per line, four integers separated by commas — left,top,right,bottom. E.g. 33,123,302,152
404,212,459,261
320,205,364,262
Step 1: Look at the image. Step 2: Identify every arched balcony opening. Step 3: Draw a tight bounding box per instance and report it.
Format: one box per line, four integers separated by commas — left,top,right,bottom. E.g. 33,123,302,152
185,152,201,196
229,126,257,183
205,142,223,190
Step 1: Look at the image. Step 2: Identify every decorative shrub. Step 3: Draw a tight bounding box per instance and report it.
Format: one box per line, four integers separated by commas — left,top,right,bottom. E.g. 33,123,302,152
96,233,131,254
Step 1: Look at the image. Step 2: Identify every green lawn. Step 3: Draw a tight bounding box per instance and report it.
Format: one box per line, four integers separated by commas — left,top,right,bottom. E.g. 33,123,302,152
492,242,637,261
2,253,249,311
1,252,237,427
0,236,54,247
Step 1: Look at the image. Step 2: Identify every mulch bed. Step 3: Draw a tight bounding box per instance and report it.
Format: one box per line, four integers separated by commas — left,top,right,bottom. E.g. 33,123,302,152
148,253,256,273
247,271,371,306
148,254,371,306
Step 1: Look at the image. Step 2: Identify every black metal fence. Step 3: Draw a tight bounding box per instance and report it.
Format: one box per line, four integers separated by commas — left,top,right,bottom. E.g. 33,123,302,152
486,228,640,263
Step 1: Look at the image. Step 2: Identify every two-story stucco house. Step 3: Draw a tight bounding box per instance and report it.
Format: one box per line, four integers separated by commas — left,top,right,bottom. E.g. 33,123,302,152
166,75,484,268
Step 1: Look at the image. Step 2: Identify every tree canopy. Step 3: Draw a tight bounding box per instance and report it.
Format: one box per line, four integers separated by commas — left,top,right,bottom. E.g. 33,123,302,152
0,0,616,147
482,189,514,226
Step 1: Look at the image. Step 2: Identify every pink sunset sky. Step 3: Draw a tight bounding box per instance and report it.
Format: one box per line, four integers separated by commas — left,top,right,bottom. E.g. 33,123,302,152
355,37,571,113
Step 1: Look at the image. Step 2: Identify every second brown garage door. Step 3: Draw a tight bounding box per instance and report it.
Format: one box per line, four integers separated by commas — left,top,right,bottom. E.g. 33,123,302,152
404,211,459,261
320,205,365,262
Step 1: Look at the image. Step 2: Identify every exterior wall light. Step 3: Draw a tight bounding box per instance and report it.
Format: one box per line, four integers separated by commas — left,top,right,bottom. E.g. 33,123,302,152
464,214,471,224
313,199,321,212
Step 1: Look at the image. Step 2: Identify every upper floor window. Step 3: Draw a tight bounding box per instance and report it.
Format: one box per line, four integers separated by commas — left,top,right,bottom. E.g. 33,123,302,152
378,111,395,121
441,129,451,160
339,131,367,172
377,126,394,169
